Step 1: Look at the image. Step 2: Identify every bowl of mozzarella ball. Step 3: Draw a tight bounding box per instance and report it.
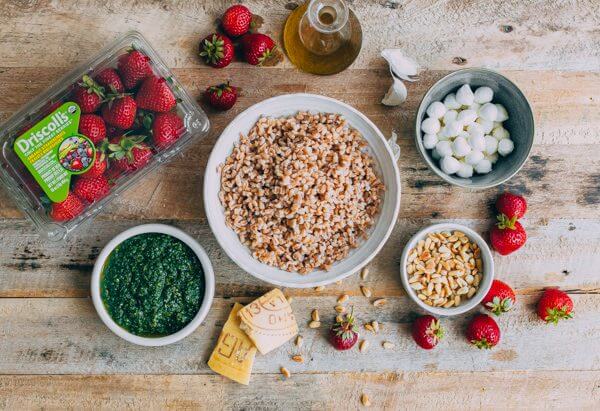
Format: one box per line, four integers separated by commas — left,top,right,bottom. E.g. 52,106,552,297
415,68,534,189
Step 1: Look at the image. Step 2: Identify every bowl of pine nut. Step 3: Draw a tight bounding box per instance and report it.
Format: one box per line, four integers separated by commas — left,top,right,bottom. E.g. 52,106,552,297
400,223,494,316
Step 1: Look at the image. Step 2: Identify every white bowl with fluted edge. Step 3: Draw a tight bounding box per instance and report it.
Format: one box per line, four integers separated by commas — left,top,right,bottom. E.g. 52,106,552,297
91,224,215,346
204,93,401,288
399,223,494,316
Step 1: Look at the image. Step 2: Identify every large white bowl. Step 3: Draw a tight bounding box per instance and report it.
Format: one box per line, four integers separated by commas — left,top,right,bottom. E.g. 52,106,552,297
204,93,401,288
91,224,215,346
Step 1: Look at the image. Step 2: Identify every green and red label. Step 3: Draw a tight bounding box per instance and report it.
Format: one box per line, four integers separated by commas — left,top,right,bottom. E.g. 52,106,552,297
13,102,95,202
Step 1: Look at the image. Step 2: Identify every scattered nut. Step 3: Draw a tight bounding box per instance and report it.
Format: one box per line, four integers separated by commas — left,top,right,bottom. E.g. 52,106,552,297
382,341,395,349
335,314,343,323
337,294,349,304
311,309,320,322
308,320,321,328
361,267,369,280
334,305,346,313
360,285,372,298
361,393,371,407
359,340,369,352
295,335,303,348
373,298,387,307
291,355,304,363
280,367,291,378
364,323,375,333
371,320,380,333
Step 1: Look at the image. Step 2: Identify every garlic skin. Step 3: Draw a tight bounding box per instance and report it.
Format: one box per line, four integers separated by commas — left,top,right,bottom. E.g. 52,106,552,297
473,86,494,104
427,101,446,119
456,84,474,106
380,49,420,106
421,117,441,134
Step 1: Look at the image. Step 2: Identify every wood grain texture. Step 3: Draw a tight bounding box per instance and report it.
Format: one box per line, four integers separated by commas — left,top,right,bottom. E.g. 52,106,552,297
1,372,599,410
1,294,597,374
0,218,598,298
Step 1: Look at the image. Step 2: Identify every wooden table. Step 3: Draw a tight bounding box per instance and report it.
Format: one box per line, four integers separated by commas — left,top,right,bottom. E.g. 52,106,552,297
1,0,599,409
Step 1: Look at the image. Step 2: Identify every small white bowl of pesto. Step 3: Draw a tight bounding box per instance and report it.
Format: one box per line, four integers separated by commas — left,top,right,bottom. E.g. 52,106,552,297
91,224,215,346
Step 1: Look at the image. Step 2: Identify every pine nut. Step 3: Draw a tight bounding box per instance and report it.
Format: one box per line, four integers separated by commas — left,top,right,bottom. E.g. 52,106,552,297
308,320,321,328
337,294,349,304
361,285,372,298
361,267,369,280
311,309,319,322
280,367,291,378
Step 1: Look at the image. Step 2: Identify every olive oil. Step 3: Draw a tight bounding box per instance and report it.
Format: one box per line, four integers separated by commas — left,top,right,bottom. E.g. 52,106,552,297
283,0,362,75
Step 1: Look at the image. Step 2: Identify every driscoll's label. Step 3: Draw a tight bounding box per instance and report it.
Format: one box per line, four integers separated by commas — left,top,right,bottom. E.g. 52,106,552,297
14,102,95,202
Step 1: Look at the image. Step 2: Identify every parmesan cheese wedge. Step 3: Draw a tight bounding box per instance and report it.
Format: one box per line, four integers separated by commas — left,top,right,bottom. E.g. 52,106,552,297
238,288,298,355
208,303,257,385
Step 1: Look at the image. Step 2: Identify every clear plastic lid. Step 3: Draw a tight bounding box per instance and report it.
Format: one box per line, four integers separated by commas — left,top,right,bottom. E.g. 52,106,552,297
0,31,210,240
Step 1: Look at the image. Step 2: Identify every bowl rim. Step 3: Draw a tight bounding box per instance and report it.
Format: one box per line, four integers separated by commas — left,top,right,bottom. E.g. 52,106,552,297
203,93,401,288
414,67,535,189
399,222,494,317
90,223,215,346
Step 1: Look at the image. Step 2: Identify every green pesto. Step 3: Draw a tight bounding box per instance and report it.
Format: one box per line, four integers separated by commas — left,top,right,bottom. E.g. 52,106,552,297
101,233,204,336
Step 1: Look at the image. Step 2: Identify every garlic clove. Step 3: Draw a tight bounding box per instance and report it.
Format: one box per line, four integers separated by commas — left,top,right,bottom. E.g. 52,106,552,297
381,78,407,106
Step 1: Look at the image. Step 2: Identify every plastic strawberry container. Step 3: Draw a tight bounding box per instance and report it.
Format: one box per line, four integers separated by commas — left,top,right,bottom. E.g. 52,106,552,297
0,31,210,240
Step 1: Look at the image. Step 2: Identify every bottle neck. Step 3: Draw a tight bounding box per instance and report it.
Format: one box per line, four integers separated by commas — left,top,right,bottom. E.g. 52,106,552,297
306,0,349,34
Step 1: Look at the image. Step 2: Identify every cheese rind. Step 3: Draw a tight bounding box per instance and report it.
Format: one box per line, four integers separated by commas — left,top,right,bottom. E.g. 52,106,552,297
238,288,299,355
208,303,256,385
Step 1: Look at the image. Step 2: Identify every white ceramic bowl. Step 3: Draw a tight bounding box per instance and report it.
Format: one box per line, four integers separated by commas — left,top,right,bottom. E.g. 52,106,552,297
204,93,401,288
399,223,494,316
91,224,215,346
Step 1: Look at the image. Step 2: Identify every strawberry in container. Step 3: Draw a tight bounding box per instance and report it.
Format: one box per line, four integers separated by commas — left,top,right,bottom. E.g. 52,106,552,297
0,31,210,240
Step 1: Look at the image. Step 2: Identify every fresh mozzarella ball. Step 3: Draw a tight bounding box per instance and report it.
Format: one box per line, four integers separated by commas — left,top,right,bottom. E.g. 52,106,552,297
485,152,499,164
498,138,515,156
444,93,461,109
421,117,441,134
441,155,461,175
443,109,458,125
474,158,492,174
478,103,498,122
477,118,494,134
426,101,447,119
473,86,494,104
492,121,503,130
431,148,441,160
456,84,475,106
484,135,498,155
436,140,453,157
457,109,478,125
457,161,474,178
468,134,486,151
437,130,450,141
492,127,510,140
470,102,481,112
495,104,509,121
457,131,470,140
465,150,484,165
467,123,484,139
452,136,471,157
445,121,463,138
423,133,439,149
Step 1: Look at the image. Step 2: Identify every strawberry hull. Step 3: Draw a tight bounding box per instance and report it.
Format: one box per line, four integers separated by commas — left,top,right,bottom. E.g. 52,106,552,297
0,31,210,240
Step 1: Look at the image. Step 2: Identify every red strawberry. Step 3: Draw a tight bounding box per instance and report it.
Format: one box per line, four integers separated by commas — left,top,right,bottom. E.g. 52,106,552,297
490,215,527,255
101,95,137,129
221,5,253,37
78,114,106,144
481,279,516,315
199,33,235,68
412,315,443,349
72,75,105,113
204,82,237,111
496,192,527,220
73,175,110,203
49,192,85,222
117,50,153,90
108,135,153,172
95,68,125,94
70,158,83,170
466,314,500,349
135,76,176,113
537,289,573,324
329,307,359,351
240,33,275,65
80,152,107,179
152,112,184,149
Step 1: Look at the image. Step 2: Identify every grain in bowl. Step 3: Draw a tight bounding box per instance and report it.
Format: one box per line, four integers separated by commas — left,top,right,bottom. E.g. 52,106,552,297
218,112,385,274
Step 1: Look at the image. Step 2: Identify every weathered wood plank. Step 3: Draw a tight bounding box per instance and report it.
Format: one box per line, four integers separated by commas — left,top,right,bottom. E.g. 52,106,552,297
0,218,598,298
0,0,598,71
0,294,597,374
1,371,599,410
1,68,599,147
